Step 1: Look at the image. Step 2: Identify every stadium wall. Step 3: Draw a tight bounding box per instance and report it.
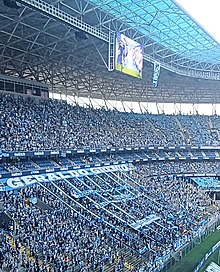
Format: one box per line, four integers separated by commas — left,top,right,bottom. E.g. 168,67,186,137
161,216,220,272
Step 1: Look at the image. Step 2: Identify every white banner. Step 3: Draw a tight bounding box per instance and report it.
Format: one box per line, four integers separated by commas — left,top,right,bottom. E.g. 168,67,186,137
153,61,161,87
0,163,133,191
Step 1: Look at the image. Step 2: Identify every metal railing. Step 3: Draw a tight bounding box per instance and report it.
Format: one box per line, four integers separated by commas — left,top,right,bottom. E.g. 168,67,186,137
160,214,220,272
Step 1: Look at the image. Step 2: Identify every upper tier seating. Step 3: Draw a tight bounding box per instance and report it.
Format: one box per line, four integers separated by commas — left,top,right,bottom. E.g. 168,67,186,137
0,92,220,151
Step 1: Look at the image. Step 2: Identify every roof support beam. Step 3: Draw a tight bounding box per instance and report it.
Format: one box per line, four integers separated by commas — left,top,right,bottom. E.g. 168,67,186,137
16,0,109,42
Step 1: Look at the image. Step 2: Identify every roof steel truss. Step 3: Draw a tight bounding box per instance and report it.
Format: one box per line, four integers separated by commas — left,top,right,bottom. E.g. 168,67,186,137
0,0,220,104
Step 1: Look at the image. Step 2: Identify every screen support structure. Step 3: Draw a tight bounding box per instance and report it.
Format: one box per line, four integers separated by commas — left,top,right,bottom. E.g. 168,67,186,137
108,32,115,71
16,0,109,42
16,0,115,72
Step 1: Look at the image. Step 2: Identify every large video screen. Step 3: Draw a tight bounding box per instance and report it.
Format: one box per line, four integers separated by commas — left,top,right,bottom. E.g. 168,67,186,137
115,32,144,78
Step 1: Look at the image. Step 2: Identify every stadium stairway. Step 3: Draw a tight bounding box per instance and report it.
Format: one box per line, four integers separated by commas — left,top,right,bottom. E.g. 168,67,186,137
175,116,190,143
36,199,52,210
145,117,167,143
208,118,213,129
3,205,53,271
103,249,145,272
5,233,51,272
209,118,220,141
62,248,145,272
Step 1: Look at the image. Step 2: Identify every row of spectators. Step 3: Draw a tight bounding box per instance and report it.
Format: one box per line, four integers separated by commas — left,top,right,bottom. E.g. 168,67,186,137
136,161,220,177
2,155,220,178
1,93,220,151
0,164,218,271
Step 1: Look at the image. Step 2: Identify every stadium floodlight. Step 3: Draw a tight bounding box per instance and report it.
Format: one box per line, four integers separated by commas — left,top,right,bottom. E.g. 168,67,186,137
173,0,220,45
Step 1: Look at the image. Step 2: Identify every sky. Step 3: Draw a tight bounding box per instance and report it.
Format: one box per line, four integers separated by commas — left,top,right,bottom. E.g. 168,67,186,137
174,0,220,45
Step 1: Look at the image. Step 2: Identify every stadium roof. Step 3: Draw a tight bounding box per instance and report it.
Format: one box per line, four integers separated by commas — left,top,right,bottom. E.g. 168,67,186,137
0,0,220,104
90,0,220,64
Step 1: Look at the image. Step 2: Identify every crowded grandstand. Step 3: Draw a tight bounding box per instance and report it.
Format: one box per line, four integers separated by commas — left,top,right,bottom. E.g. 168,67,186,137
0,0,220,271
0,92,220,272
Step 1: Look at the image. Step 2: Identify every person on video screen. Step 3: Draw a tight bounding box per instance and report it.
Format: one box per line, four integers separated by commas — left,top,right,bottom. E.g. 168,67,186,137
133,46,143,77
117,35,128,71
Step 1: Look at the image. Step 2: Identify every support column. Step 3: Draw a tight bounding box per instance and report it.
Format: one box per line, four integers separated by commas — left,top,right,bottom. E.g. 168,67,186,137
213,193,216,201
108,32,115,71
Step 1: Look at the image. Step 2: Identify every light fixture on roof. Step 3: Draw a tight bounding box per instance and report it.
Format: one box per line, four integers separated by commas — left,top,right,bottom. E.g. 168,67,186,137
75,31,89,40
3,0,20,9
